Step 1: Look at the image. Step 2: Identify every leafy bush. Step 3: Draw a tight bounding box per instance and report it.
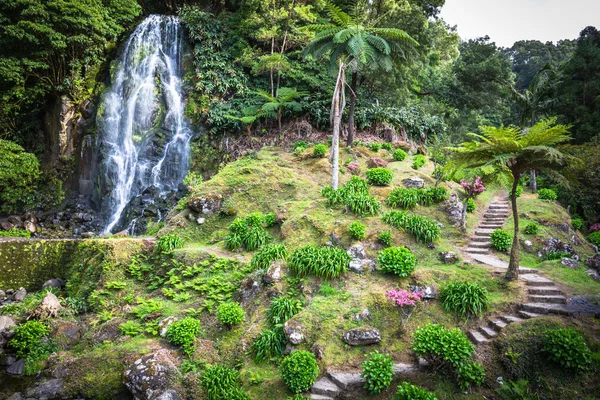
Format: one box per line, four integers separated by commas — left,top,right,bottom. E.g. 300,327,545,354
382,211,441,243
411,154,426,169
288,246,350,278
252,327,286,363
0,140,41,213
348,220,366,240
387,187,449,209
490,229,512,251
369,142,382,151
9,321,50,358
366,167,393,186
0,227,31,238
268,296,303,325
393,382,437,400
382,142,394,151
466,198,476,213
378,246,416,277
361,351,394,394
250,243,288,270
495,379,538,400
155,233,183,254
545,250,573,260
225,213,272,251
571,217,584,231
313,144,327,158
263,212,277,227
440,281,490,317
587,231,600,247
456,361,486,390
119,321,143,336
513,184,523,198
379,230,392,247
292,141,308,153
538,188,557,201
524,223,539,235
280,350,319,393
216,302,244,326
322,177,381,216
393,148,407,161
201,364,250,400
543,328,592,371
166,317,202,356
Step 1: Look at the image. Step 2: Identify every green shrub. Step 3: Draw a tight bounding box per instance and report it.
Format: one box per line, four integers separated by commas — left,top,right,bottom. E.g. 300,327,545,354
571,217,584,231
412,323,474,368
348,221,366,240
292,141,308,153
250,243,288,270
382,142,394,151
466,198,476,213
440,281,489,317
490,229,512,251
543,328,592,371
263,213,277,227
313,144,327,158
216,302,244,326
369,142,382,151
225,214,272,251
379,230,392,247
457,361,486,390
9,321,50,358
322,177,381,216
280,350,319,393
386,188,421,209
268,296,303,325
0,228,31,238
0,139,41,213
538,188,557,201
252,327,286,363
119,321,143,336
366,167,393,186
411,154,426,169
166,317,202,356
524,223,539,235
495,379,538,400
288,246,350,278
587,231,600,247
378,246,416,277
155,233,183,254
545,250,573,260
513,184,523,198
361,351,394,394
382,211,441,243
393,148,407,161
243,226,271,251
201,364,250,400
393,382,437,400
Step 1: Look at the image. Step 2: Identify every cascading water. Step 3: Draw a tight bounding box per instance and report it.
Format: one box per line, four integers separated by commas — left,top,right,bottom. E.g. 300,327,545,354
97,15,192,234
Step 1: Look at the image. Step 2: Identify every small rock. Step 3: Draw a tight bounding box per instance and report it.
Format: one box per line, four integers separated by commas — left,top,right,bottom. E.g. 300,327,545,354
54,323,81,347
410,284,438,299
283,319,304,345
585,254,600,272
13,288,27,302
6,393,23,400
240,276,262,304
348,259,375,274
585,269,600,281
342,326,381,346
560,258,579,269
30,292,63,319
158,316,178,338
0,290,5,300
521,239,534,252
0,354,16,366
0,315,16,332
427,243,436,250
7,359,25,375
25,379,64,399
439,251,459,264
353,308,371,321
155,390,180,400
402,177,425,189
284,345,295,355
187,193,223,215
263,262,283,285
367,158,388,168
123,349,179,400
187,213,196,221
23,220,36,234
196,217,206,225
311,343,325,360
418,357,430,371
347,244,367,260
42,278,66,290
330,232,340,245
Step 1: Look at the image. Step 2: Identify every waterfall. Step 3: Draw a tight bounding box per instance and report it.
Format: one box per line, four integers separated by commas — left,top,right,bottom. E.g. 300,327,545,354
97,15,192,234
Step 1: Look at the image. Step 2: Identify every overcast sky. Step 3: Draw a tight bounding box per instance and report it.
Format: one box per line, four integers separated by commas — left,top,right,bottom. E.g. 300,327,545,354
439,0,600,48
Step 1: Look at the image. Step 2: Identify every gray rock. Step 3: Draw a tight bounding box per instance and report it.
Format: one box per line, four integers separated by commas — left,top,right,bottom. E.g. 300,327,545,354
155,390,180,400
6,393,23,400
348,259,375,274
263,262,282,284
0,354,16,366
521,239,534,252
330,231,340,245
585,254,600,272
23,220,36,234
410,285,438,299
7,358,25,375
560,258,579,269
158,316,178,338
54,323,81,347
196,217,206,225
393,363,417,373
439,251,459,264
347,244,367,259
442,193,465,226
543,238,578,260
328,371,365,390
0,290,6,300
31,292,63,318
123,349,179,400
240,276,262,304
311,343,325,360
311,377,341,397
585,269,600,281
342,326,381,346
13,287,27,302
0,315,16,332
25,378,64,399
42,278,65,290
283,319,304,345
187,193,222,215
353,308,371,321
402,177,425,189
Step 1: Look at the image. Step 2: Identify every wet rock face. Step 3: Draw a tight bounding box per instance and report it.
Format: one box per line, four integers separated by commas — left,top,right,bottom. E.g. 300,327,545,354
342,326,381,346
123,349,179,400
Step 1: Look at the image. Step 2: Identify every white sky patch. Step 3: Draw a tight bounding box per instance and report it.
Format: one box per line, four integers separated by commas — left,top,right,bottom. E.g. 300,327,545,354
440,0,600,47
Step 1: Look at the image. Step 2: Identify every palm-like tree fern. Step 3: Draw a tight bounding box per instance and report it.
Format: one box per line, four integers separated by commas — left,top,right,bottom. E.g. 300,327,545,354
304,3,418,146
450,117,572,281
255,87,305,133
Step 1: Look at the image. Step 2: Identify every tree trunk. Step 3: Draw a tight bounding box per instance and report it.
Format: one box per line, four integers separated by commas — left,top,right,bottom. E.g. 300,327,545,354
278,110,282,134
529,169,537,193
506,175,521,281
330,62,346,190
460,197,469,233
347,71,358,147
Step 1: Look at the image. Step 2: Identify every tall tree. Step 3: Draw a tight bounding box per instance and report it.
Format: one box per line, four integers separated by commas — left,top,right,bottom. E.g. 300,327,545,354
303,2,418,146
450,118,572,281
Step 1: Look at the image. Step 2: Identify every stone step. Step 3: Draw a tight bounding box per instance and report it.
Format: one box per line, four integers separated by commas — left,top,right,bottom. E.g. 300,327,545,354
521,303,573,316
489,319,508,331
528,295,567,304
487,207,509,212
474,229,495,236
311,377,341,397
489,205,509,209
480,326,498,339
470,236,491,242
500,315,524,324
328,371,364,390
482,218,507,223
468,330,488,344
484,213,509,219
518,310,542,319
479,225,503,230
528,287,563,295
466,248,489,254
519,268,539,274
310,395,334,400
521,274,555,287
468,241,491,248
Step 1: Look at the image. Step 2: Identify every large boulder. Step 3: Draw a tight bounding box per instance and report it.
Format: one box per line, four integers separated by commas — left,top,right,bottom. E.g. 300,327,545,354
441,193,464,226
347,244,375,274
542,238,578,260
7,358,25,375
283,319,304,345
187,193,223,215
25,379,64,399
0,316,16,332
30,292,63,319
402,177,425,189
123,349,179,400
42,278,66,290
342,326,381,346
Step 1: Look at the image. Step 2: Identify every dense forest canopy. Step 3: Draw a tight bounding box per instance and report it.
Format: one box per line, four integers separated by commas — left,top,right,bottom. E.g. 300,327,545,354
0,0,600,222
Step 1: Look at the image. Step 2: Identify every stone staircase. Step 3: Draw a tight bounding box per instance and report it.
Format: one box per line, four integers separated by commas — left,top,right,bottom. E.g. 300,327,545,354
466,200,510,255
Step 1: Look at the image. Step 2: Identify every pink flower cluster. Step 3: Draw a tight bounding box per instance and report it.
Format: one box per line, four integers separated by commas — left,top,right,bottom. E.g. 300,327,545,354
590,223,600,233
386,289,423,307
347,161,360,175
460,176,485,198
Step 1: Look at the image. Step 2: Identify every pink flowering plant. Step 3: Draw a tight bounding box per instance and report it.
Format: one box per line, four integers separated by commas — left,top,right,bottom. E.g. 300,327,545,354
460,176,486,199
589,223,600,233
386,289,423,328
